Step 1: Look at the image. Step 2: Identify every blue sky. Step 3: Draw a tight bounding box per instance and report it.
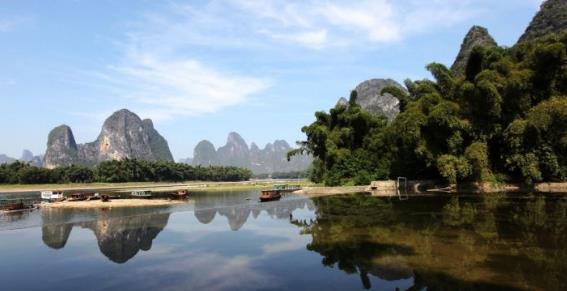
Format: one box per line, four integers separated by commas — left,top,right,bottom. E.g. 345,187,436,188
0,0,544,160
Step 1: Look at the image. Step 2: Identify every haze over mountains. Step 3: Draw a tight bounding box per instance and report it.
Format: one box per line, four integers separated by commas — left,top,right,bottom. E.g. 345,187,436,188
187,132,312,175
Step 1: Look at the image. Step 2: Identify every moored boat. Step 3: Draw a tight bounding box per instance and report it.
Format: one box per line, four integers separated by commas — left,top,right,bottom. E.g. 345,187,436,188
41,190,65,202
259,190,282,202
131,190,152,199
68,193,88,201
171,190,189,199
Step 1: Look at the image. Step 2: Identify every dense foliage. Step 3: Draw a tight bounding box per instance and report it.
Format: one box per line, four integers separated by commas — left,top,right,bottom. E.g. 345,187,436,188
0,159,252,184
293,33,567,185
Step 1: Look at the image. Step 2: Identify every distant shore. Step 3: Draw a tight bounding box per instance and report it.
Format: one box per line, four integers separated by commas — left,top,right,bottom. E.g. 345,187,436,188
0,179,314,194
41,199,187,209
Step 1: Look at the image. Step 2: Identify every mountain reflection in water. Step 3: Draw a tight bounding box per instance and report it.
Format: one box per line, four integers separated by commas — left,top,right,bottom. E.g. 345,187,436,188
40,193,315,264
194,192,315,231
41,208,171,263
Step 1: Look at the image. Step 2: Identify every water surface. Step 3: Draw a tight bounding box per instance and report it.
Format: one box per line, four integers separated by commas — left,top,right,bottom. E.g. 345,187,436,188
1,191,565,290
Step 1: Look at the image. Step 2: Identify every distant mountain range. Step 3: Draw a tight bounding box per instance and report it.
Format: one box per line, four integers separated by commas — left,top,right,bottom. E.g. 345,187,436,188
185,132,312,175
0,150,43,167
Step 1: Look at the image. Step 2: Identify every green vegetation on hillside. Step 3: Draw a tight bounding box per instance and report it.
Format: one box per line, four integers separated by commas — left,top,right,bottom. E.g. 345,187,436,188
0,159,252,184
292,33,567,185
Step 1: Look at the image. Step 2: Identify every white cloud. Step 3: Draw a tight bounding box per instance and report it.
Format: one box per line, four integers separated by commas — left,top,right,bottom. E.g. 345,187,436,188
96,0,479,120
112,53,269,119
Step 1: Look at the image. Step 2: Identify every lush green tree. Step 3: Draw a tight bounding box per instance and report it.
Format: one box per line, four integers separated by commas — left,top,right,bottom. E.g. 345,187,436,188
293,32,567,185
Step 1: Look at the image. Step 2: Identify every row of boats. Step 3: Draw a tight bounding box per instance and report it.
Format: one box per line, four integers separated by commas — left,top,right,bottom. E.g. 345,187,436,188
40,189,190,202
1,184,302,212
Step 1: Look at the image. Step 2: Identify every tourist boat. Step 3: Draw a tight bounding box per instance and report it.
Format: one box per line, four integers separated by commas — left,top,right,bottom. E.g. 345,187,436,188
41,190,65,202
130,190,152,199
0,199,25,211
259,190,282,202
171,190,189,199
68,193,88,201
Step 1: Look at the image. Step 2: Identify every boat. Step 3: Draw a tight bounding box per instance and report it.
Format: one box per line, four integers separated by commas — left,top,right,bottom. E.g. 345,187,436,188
259,190,282,202
130,190,152,199
0,199,25,211
171,190,188,199
41,190,65,202
87,193,101,200
68,193,88,201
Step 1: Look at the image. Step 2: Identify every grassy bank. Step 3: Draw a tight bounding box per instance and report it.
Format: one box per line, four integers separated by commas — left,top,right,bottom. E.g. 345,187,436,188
0,179,316,194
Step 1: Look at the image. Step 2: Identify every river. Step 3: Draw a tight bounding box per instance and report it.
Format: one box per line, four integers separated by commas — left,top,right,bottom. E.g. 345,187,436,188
0,191,565,290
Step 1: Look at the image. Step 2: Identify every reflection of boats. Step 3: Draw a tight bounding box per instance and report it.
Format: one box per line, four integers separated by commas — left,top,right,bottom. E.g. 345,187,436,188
272,184,302,192
131,190,152,199
41,190,65,202
260,190,282,202
0,199,25,211
171,190,188,199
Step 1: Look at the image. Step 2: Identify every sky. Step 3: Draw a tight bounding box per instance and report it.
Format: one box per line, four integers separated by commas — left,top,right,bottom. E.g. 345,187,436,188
0,0,546,160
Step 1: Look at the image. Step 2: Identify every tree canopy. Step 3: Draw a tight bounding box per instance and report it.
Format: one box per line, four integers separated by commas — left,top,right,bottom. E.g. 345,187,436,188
293,32,567,185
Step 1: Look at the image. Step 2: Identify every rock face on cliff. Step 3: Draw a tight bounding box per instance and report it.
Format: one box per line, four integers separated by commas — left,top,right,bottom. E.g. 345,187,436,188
217,132,250,169
190,132,311,174
192,140,217,166
43,109,173,169
339,79,406,120
43,125,80,169
519,0,567,43
451,26,497,76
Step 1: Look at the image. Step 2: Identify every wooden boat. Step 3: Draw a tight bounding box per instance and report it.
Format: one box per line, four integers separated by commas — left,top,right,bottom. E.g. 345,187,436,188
0,199,25,211
87,193,101,201
171,190,188,199
68,193,88,201
40,190,65,202
130,190,152,199
259,190,281,202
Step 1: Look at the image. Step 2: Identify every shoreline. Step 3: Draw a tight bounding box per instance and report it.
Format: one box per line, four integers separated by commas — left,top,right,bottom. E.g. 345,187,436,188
0,179,314,194
41,199,188,209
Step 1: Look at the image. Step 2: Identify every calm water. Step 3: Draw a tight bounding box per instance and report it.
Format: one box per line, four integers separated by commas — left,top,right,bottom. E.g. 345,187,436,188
1,191,566,291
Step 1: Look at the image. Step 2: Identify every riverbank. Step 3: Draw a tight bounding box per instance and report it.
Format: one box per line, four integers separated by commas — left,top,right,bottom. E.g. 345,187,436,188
0,179,315,194
41,199,187,209
295,180,567,196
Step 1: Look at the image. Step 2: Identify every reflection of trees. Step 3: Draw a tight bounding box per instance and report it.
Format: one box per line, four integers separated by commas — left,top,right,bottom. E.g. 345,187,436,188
296,193,567,290
193,193,314,231
41,208,170,263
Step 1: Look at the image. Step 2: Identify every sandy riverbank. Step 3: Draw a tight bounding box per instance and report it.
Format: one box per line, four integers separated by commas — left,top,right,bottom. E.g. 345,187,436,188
41,199,187,209
0,179,314,194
